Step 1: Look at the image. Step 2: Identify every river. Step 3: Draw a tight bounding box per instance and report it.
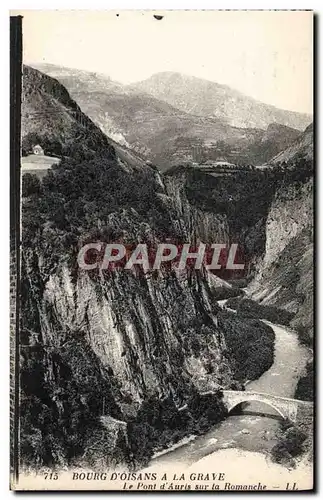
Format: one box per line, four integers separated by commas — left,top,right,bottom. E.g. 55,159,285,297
144,312,312,489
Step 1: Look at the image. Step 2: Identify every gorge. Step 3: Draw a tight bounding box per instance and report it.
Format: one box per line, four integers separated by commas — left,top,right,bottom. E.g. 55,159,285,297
19,65,313,473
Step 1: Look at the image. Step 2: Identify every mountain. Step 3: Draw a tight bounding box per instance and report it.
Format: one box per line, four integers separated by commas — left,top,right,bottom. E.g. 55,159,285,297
130,72,312,131
270,123,313,164
30,64,303,170
29,63,192,158
22,65,152,172
252,123,301,162
20,65,313,470
232,122,301,166
22,64,116,159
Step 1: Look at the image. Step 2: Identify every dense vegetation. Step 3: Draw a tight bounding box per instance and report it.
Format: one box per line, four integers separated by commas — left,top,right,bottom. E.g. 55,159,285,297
217,310,275,382
295,325,313,348
225,297,294,326
22,129,113,159
22,153,174,278
270,419,307,468
127,391,226,467
295,361,314,402
20,331,127,469
209,285,243,301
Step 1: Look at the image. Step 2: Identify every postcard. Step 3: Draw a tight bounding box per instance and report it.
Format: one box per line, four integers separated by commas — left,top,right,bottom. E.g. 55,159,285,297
10,10,314,491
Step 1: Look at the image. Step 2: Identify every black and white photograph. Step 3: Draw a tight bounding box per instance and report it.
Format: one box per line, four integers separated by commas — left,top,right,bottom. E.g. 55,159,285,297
9,9,314,491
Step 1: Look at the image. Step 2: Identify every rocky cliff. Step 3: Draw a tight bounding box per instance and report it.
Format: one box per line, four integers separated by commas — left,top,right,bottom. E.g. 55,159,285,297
249,176,313,342
248,124,314,343
165,158,313,344
164,165,277,276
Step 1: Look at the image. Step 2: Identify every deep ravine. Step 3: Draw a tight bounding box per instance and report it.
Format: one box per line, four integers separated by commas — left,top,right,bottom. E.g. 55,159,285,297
145,315,311,470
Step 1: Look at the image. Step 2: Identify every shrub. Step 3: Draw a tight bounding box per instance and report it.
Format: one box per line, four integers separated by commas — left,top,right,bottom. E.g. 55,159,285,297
218,310,275,382
270,422,307,467
296,325,313,348
270,442,294,467
226,298,294,325
19,333,124,468
295,361,314,401
22,173,41,197
127,390,226,468
211,286,243,301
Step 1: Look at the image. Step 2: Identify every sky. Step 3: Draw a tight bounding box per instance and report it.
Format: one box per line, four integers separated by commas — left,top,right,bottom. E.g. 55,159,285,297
16,10,313,114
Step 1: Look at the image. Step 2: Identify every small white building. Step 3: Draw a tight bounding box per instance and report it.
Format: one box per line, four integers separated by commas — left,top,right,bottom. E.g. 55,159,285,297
33,144,44,155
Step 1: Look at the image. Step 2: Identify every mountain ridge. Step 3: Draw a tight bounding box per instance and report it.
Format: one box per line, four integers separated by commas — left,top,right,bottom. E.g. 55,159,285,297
130,71,312,131
30,63,305,169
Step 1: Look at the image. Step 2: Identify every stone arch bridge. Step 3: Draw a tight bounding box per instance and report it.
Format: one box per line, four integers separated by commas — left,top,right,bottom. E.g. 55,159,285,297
222,390,313,423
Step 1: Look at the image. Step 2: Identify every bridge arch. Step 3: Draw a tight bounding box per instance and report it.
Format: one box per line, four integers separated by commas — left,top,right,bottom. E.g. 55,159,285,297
226,400,286,420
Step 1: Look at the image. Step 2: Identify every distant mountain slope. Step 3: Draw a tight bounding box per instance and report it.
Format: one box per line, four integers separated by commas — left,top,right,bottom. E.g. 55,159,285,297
22,65,149,171
30,63,192,156
270,123,313,164
30,64,307,169
244,123,301,165
22,65,116,159
130,72,312,131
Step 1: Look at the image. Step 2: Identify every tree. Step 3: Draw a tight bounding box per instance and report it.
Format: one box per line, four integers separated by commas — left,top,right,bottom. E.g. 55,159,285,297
22,173,41,197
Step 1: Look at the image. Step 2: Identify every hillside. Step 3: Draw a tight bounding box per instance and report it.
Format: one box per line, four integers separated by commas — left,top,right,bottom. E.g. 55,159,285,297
130,72,312,131
249,121,314,343
22,65,116,159
249,123,301,164
270,123,313,164
31,64,302,169
249,179,313,345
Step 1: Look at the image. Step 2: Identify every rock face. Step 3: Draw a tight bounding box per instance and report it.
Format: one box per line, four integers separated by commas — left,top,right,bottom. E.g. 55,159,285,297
21,161,235,469
248,124,314,340
39,261,232,402
260,180,312,272
164,165,277,275
249,177,313,341
21,65,116,159
247,123,301,165
249,121,313,343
